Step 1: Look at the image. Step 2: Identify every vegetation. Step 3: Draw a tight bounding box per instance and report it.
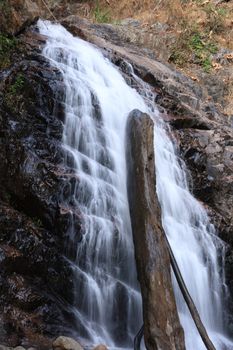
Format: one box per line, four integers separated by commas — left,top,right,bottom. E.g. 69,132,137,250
170,27,218,73
32,217,43,227
190,32,217,71
0,33,17,69
8,74,25,94
203,4,228,34
4,73,26,112
0,0,11,14
93,0,111,23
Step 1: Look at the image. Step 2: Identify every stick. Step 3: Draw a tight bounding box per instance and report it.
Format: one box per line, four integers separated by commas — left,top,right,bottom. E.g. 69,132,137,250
165,234,216,350
134,325,144,350
41,0,58,22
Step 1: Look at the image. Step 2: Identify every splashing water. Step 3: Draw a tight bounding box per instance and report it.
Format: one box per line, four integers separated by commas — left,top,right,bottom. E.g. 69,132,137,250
38,20,232,349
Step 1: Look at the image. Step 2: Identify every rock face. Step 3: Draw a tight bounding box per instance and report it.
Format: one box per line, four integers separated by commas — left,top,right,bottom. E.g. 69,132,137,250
0,28,79,347
0,0,42,35
67,16,233,334
0,12,232,348
0,1,92,35
126,110,185,350
171,114,233,333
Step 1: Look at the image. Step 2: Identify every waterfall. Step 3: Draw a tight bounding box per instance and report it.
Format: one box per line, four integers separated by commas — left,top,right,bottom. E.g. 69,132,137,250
154,118,232,350
38,20,232,349
38,20,145,347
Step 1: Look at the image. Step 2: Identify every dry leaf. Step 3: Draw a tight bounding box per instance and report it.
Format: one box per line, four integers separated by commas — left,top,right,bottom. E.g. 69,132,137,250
224,53,233,61
212,62,222,70
190,75,199,82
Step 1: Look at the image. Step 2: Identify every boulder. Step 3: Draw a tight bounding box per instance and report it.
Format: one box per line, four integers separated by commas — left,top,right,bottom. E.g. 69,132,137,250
0,346,13,350
53,337,83,350
93,345,108,350
126,110,185,350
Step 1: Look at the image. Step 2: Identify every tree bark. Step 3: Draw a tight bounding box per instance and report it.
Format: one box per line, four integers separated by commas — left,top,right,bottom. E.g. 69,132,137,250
126,109,185,350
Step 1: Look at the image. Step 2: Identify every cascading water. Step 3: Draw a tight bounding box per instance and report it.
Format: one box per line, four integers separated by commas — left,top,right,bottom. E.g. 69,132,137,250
154,118,232,350
38,20,145,348
38,20,232,349
132,76,233,349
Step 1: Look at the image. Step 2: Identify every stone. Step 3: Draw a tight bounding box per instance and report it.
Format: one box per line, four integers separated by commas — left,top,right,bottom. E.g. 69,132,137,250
53,336,83,350
0,0,41,35
119,18,141,27
126,110,185,350
0,346,13,350
172,110,233,332
0,28,75,346
93,345,108,350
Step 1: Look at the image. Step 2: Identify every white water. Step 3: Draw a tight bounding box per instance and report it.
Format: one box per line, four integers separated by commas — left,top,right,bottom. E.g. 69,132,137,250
154,119,232,350
38,20,232,349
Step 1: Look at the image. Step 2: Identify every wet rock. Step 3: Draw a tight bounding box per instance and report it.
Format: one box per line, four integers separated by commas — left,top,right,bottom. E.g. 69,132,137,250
0,10,232,348
53,336,83,350
0,29,78,346
126,110,185,350
172,114,233,332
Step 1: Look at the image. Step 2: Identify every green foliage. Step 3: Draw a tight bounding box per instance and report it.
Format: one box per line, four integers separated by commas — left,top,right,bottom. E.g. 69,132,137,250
8,74,25,95
0,0,11,14
216,7,228,17
0,33,17,69
202,57,212,73
93,1,111,23
204,4,227,34
189,32,217,72
32,217,43,227
169,29,218,73
4,73,26,112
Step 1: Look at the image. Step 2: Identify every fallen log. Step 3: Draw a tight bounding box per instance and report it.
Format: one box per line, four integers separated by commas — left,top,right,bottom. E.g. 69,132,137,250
126,109,185,350
127,110,216,350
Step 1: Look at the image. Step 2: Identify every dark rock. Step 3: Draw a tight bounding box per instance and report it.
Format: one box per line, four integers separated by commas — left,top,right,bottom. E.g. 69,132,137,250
0,29,81,346
126,110,185,350
172,119,233,334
